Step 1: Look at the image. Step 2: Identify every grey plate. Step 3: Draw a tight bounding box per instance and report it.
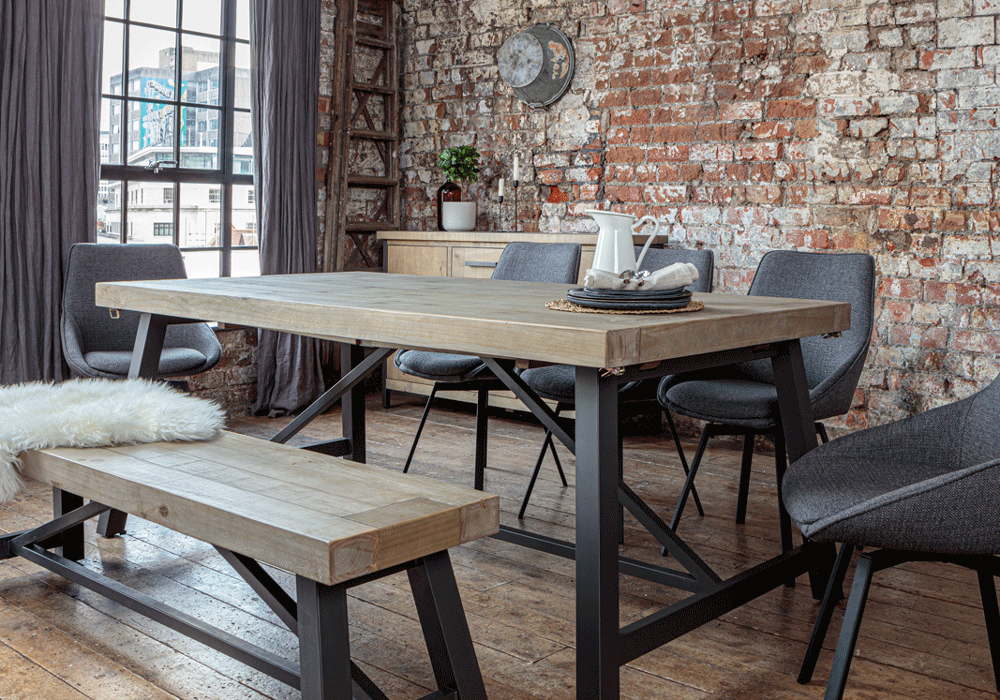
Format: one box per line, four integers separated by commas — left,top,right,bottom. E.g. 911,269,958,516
567,296,693,311
569,287,691,303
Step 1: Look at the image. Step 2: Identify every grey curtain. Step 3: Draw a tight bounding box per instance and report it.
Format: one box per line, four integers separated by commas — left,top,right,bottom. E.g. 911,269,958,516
250,0,325,415
0,2,103,384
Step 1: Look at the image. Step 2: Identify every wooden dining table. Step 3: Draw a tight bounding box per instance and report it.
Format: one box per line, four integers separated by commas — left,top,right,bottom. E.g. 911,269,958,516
96,271,851,700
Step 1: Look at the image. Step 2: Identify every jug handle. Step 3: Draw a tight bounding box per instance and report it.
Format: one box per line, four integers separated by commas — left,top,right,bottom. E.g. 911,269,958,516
632,215,661,270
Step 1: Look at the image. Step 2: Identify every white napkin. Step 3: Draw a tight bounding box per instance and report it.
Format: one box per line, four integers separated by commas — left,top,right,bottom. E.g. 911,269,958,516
583,262,700,291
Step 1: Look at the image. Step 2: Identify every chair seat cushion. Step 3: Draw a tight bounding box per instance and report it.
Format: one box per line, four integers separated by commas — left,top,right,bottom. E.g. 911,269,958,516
85,348,209,377
394,350,487,383
519,365,575,402
661,379,779,430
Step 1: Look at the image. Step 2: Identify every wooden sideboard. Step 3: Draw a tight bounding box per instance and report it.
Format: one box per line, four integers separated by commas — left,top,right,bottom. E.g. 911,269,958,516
377,230,648,411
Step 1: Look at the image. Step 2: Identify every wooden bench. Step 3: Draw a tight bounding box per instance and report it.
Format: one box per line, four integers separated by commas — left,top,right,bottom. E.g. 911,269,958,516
2,431,499,700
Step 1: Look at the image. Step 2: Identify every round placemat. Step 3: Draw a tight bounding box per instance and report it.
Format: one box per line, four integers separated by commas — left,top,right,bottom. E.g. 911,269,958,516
546,299,704,315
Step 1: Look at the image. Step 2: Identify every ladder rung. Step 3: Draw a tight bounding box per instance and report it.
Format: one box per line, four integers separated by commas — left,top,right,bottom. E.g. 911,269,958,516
356,35,392,50
347,175,398,187
351,128,396,141
353,81,394,95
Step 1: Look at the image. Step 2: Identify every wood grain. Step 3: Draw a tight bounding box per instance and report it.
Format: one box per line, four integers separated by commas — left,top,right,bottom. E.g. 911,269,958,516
94,272,850,368
18,431,498,585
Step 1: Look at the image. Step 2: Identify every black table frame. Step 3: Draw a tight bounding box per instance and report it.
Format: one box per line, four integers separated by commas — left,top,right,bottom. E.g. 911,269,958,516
112,310,835,700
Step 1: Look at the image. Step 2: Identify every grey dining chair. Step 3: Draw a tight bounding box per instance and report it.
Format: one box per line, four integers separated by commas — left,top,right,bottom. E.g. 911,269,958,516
62,243,222,381
516,246,715,519
393,241,581,490
658,250,876,554
783,372,1000,700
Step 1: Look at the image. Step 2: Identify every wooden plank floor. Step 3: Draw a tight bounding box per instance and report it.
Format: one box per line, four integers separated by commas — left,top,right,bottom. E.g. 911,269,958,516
0,393,995,699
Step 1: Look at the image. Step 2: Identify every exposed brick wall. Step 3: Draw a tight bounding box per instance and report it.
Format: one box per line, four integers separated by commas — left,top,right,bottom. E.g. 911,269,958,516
183,327,258,419
398,0,1000,432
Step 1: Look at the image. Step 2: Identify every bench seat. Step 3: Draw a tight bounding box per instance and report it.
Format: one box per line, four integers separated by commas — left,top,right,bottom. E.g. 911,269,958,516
19,431,499,585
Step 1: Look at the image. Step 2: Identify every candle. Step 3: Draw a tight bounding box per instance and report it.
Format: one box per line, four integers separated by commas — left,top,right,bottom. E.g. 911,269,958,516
498,177,504,198
513,154,519,181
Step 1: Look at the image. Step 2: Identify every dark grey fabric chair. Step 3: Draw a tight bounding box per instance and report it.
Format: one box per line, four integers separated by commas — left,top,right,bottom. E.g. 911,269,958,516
658,250,876,554
783,373,1000,700
393,241,581,490
62,243,222,379
517,247,715,518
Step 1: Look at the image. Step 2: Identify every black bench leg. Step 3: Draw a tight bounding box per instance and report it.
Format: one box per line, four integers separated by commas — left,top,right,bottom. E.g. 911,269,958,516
408,550,487,700
97,508,129,538
49,488,84,561
296,576,352,700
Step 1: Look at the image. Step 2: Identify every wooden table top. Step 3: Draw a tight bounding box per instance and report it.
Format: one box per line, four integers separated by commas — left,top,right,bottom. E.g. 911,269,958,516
20,432,499,585
96,272,851,368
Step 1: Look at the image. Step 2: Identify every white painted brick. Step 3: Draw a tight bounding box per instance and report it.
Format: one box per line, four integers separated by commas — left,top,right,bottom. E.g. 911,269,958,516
894,2,936,23
823,28,871,52
878,28,904,46
982,45,1000,63
975,0,1000,14
888,116,938,138
937,68,994,89
871,94,921,114
940,0,974,17
908,25,936,43
958,86,1000,108
922,47,976,70
849,117,889,138
938,17,995,46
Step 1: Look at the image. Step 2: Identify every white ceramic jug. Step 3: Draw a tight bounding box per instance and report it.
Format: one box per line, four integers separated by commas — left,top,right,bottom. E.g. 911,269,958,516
586,209,662,275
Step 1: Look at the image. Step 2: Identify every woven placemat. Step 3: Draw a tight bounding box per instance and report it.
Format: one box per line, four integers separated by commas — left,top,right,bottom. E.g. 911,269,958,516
546,299,705,315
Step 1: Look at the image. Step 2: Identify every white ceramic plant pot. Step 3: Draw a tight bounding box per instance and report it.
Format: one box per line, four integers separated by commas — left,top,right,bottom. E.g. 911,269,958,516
441,201,477,232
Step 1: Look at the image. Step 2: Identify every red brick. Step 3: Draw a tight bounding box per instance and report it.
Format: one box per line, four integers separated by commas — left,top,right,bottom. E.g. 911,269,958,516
652,125,698,142
698,122,744,141
607,146,646,164
768,99,816,118
631,88,663,106
606,185,643,202
538,169,564,185
648,145,689,161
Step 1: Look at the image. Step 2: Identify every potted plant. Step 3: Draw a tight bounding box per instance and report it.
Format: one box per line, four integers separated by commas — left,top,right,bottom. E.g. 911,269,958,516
436,145,481,231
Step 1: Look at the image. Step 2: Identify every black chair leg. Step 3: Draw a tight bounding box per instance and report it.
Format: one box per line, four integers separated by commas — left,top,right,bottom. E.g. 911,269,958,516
669,425,713,532
663,410,704,516
402,384,440,474
735,430,755,525
474,387,489,491
823,552,875,700
519,404,568,519
978,568,1000,692
816,421,830,444
799,543,855,684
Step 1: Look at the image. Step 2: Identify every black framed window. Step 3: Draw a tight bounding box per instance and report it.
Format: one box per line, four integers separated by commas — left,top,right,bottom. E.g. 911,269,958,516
98,0,257,278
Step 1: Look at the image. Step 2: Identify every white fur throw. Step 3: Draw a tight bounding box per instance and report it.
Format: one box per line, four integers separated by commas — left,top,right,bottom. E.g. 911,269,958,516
0,378,226,503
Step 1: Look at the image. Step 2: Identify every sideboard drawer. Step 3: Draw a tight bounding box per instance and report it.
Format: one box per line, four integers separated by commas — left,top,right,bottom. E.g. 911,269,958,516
452,246,505,279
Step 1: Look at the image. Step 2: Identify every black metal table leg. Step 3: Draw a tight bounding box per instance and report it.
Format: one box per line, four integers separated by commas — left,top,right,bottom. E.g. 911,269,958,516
341,344,367,464
99,312,171,538
296,576,352,700
41,489,84,560
574,366,622,700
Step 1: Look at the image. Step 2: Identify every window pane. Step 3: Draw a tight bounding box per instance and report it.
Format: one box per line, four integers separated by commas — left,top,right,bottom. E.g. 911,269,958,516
234,42,250,109
232,184,257,247
182,0,222,35
233,109,252,172
127,101,175,164
122,181,173,243
235,0,250,41
131,0,177,28
232,248,260,277
180,106,220,169
182,250,221,278
103,21,124,95
179,34,221,106
179,184,220,248
129,27,177,100
101,99,124,165
98,181,121,242
105,0,125,19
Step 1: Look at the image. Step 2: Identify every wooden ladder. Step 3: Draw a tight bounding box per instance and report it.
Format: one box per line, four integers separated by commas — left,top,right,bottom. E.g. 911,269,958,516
324,0,401,272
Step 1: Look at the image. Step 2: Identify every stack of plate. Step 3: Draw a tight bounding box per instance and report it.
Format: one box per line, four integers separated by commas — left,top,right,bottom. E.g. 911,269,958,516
565,286,692,311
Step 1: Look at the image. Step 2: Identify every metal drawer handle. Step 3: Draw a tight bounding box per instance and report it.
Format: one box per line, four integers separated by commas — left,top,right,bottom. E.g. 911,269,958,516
465,260,497,268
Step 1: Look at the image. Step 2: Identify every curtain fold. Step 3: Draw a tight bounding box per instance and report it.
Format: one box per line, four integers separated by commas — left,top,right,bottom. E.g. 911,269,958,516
250,0,325,416
0,2,103,384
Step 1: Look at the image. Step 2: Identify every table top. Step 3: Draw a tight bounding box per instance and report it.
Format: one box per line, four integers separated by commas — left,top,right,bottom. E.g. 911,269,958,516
96,272,851,368
21,432,499,585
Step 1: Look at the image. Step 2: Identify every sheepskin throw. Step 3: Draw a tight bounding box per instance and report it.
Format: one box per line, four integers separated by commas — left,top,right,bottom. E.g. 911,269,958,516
0,378,226,502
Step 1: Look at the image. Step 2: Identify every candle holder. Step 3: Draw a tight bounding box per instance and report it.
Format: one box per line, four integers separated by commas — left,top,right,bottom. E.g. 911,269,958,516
513,179,520,232
497,194,504,232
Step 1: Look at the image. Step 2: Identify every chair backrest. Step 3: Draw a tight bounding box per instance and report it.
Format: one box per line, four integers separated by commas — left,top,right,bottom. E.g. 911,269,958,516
744,250,877,420
958,374,1000,469
62,243,188,353
491,242,581,284
637,246,714,293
